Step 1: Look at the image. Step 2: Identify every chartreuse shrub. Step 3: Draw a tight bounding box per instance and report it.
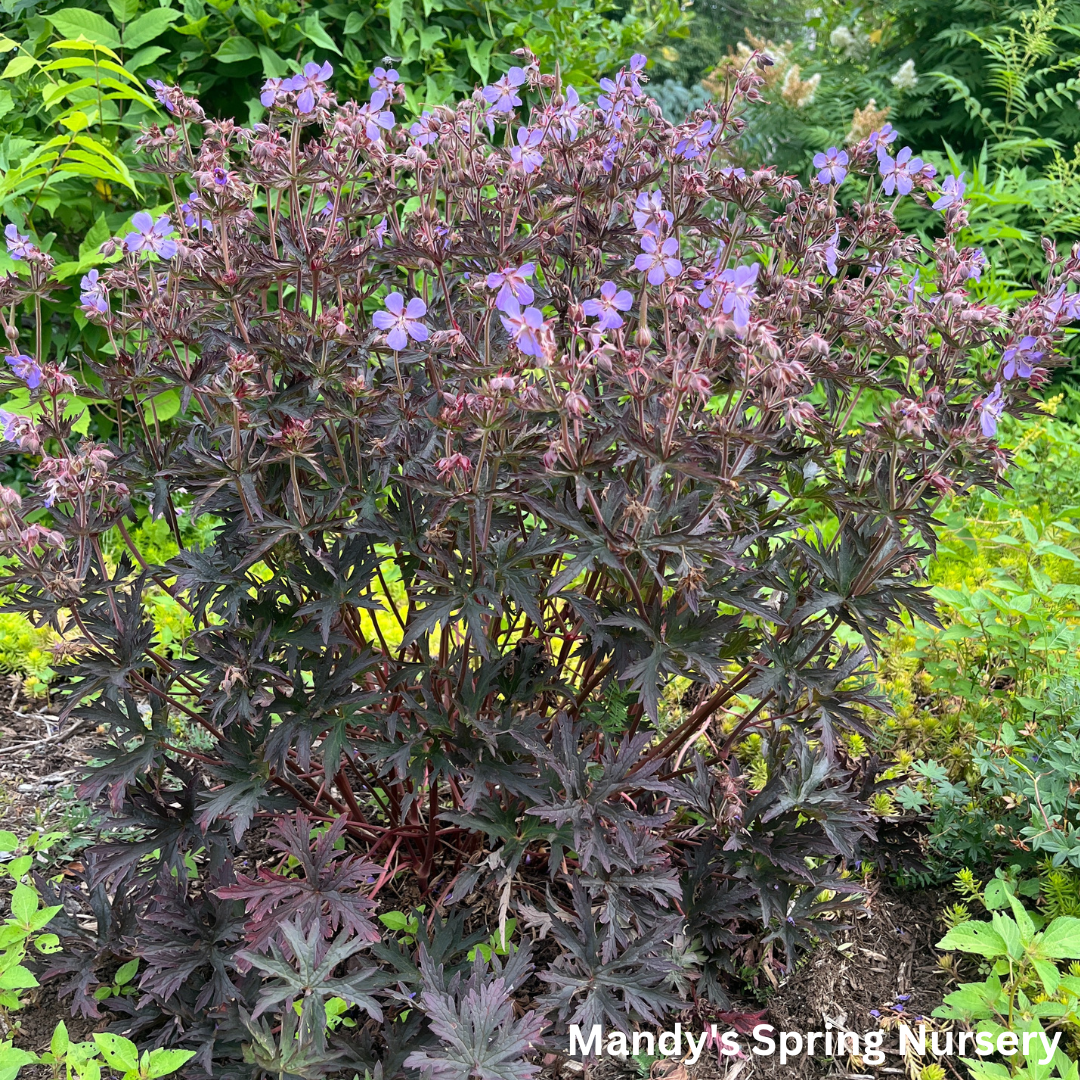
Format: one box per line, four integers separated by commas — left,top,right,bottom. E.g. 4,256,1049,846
1,43,1080,1076
881,397,1080,879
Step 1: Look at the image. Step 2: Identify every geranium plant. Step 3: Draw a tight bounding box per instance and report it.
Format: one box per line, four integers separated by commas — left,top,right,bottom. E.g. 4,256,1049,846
2,46,1079,1076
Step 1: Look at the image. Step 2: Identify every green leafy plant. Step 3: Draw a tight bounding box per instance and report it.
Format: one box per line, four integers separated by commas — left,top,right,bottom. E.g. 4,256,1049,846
935,874,1080,1079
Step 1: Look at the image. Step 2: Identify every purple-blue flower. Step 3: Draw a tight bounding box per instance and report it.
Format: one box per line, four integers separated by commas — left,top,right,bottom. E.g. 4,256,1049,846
181,201,212,231
410,111,440,147
510,127,544,173
356,91,395,141
487,263,535,312
79,269,108,315
979,383,1005,437
634,234,682,285
582,281,633,329
124,211,177,259
878,146,923,196
720,263,759,335
555,86,588,141
372,217,388,248
500,300,547,358
1002,336,1042,380
674,119,717,161
5,224,35,261
868,123,898,148
933,172,966,210
212,167,230,187
823,226,840,275
813,146,848,185
369,66,399,94
601,137,622,173
633,190,673,236
965,248,987,283
1044,284,1080,325
372,293,428,351
147,78,174,112
260,77,285,108
5,353,41,390
719,166,746,179
482,68,526,114
286,61,333,115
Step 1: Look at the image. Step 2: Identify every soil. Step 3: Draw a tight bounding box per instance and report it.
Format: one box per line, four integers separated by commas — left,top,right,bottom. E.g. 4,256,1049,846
0,691,100,842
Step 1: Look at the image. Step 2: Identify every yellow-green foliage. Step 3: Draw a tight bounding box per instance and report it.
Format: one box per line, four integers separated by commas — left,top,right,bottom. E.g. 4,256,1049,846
0,614,56,695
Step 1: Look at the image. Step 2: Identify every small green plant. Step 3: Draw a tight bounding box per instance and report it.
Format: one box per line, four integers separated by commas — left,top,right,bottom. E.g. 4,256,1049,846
92,959,139,1004
467,919,517,963
934,874,1080,1078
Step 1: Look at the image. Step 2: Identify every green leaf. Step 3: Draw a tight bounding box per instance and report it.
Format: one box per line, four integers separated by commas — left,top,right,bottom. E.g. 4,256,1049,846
114,959,139,986
0,1041,36,1080
464,37,492,85
50,1021,69,1059
44,10,122,49
107,0,140,22
1038,916,1080,959
127,45,168,70
258,45,289,78
1,57,37,78
343,11,370,33
10,883,37,925
143,1049,196,1079
122,9,181,48
0,966,39,991
92,1034,139,1074
214,36,258,63
143,389,180,423
300,14,340,54
1032,958,1061,997
79,213,110,260
937,920,1009,958
0,833,18,853
388,0,405,43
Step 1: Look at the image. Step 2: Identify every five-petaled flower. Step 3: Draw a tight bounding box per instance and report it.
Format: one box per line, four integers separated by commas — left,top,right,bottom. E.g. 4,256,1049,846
555,86,588,141
1002,336,1042,380
634,234,682,285
483,68,526,114
124,211,177,259
720,263,759,334
867,123,897,148
372,293,429,351
79,269,108,315
933,172,966,211
147,78,174,112
813,146,848,185
877,146,924,196
582,281,633,329
288,61,333,115
487,263,535,312
356,91,395,141
510,127,544,173
368,66,399,94
500,299,548,357
410,111,441,147
979,383,1005,437
633,190,673,236
4,224,35,261
5,354,41,390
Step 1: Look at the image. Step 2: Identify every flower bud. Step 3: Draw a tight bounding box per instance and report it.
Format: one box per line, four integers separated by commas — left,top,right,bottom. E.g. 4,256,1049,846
636,326,653,348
